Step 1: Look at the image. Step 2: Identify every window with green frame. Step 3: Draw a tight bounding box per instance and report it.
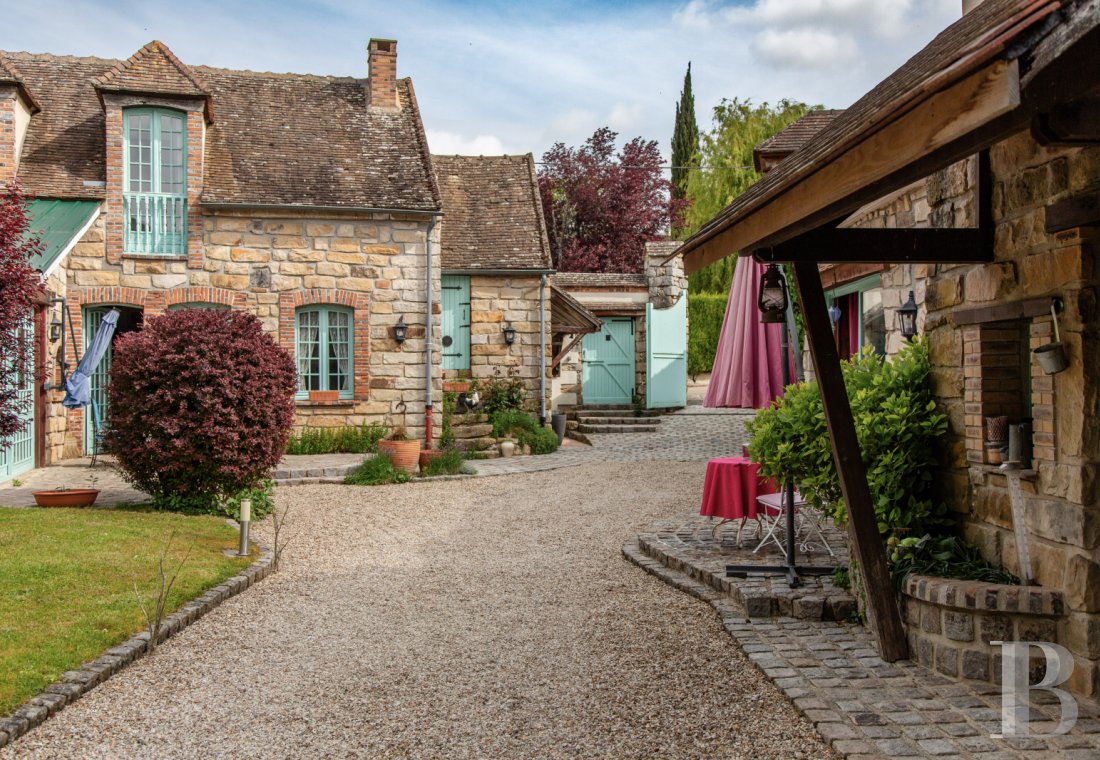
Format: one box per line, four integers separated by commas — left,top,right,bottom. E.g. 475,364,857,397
123,107,187,256
295,306,353,399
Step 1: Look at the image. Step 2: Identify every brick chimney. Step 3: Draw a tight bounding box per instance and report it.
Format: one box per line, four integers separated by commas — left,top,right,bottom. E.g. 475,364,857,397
368,38,399,110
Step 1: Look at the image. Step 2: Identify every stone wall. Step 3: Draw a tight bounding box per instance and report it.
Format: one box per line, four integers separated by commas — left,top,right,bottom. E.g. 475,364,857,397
456,274,549,418
56,206,441,453
916,135,1100,699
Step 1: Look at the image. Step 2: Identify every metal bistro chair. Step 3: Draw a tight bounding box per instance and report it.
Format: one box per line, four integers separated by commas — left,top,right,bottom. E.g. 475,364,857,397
753,490,836,557
89,398,108,468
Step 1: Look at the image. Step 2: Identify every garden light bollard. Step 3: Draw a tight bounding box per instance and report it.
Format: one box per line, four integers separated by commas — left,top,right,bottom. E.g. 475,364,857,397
238,498,251,557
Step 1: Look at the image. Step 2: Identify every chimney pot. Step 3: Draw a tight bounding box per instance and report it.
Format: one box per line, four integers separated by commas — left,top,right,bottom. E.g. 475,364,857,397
368,38,399,110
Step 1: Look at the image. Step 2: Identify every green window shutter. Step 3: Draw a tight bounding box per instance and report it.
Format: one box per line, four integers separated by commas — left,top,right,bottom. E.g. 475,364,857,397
295,306,354,399
123,107,187,256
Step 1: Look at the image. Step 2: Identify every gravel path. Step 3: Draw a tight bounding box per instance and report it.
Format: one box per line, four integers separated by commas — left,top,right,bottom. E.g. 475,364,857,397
4,463,831,759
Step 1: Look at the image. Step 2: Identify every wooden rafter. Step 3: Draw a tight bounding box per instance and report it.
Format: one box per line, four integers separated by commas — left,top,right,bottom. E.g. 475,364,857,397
756,228,992,264
1045,191,1100,233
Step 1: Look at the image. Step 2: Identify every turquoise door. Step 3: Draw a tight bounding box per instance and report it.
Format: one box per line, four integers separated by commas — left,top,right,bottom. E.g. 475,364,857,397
84,307,112,454
0,319,35,480
441,275,471,371
582,318,635,405
646,297,687,409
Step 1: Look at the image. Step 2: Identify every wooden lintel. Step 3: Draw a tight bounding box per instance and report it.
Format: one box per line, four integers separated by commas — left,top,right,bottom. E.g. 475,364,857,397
792,261,908,662
550,333,586,371
1032,101,1100,146
757,228,991,264
1045,191,1100,233
952,296,1057,325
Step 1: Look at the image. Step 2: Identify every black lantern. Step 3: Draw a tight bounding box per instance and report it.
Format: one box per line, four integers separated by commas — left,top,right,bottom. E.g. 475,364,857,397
393,316,408,344
502,322,517,346
757,263,788,324
898,291,919,341
50,314,63,342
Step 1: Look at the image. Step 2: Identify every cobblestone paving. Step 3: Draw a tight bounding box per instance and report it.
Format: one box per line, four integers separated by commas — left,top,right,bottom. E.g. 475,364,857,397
625,539,1100,759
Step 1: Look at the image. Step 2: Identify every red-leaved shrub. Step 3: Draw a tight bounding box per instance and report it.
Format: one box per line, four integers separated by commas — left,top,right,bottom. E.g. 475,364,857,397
105,309,296,512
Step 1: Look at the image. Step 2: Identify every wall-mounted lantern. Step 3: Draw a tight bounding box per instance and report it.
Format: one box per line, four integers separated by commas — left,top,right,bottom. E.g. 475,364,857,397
757,264,788,324
50,314,63,342
502,322,517,346
897,291,919,341
393,316,408,345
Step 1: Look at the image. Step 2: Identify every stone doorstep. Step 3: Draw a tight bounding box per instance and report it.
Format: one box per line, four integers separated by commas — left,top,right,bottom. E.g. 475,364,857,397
0,546,277,751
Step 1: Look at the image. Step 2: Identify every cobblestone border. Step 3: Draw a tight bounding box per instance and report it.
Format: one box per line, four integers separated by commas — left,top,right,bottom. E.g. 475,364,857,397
0,539,275,749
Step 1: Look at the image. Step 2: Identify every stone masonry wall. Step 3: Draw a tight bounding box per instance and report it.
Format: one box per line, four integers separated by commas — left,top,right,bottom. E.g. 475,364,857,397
57,206,441,453
917,136,1100,699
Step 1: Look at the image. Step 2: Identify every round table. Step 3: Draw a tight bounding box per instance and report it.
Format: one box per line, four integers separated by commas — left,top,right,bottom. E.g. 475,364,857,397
699,456,778,521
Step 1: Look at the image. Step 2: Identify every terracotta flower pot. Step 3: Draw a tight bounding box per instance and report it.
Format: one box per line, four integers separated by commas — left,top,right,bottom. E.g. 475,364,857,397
33,489,100,508
308,390,340,403
419,449,444,473
378,439,421,475
442,381,471,393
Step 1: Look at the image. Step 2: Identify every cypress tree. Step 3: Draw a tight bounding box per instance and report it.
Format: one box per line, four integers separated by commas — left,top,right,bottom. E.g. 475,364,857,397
671,62,698,205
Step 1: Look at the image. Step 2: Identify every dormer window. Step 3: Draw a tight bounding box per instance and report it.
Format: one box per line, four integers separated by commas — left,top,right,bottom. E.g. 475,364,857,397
123,108,186,255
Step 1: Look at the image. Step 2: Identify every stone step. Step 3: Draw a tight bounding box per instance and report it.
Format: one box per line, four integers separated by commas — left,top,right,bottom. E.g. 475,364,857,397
574,409,662,418
575,415,660,426
576,424,659,434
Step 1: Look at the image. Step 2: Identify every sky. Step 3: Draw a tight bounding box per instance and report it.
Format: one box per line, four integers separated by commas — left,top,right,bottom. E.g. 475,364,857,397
2,0,962,165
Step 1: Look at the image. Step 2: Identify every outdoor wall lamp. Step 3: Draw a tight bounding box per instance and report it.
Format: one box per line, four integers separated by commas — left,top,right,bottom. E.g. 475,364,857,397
502,322,517,346
757,263,788,324
50,314,63,342
897,291,919,341
393,316,408,345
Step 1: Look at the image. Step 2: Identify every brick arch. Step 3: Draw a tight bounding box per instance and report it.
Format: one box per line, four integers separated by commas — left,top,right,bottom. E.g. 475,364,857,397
165,286,247,309
72,286,153,310
279,289,371,402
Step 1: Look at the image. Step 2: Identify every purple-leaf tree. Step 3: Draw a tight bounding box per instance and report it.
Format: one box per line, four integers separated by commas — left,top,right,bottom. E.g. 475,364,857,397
538,127,686,273
0,184,43,441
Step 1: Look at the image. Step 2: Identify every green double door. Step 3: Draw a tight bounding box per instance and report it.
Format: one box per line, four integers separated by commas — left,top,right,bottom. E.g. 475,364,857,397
0,319,35,480
582,318,635,405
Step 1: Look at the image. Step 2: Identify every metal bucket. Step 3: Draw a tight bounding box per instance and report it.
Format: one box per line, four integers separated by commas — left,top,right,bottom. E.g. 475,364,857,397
1033,299,1068,375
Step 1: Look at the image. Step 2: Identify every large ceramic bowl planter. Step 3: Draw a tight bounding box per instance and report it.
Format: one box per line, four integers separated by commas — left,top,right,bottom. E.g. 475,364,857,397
378,439,421,475
33,489,100,508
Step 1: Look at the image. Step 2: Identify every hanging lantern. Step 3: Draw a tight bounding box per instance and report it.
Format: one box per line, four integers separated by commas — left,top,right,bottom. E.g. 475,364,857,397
502,322,517,346
757,263,788,324
393,315,408,344
897,291,919,341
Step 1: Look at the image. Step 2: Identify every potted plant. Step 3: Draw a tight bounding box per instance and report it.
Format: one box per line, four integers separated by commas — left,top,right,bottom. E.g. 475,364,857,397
377,403,421,474
308,389,340,403
33,473,100,508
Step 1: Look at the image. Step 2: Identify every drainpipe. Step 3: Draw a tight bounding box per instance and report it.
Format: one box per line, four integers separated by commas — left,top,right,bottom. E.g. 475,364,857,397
539,274,547,426
424,215,439,448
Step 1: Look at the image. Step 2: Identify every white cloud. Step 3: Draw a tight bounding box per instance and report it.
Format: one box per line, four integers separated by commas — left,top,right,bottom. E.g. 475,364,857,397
607,103,645,132
425,130,508,156
751,28,859,69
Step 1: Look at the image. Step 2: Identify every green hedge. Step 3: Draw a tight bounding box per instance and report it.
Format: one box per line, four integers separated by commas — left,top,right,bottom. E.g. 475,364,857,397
687,293,728,376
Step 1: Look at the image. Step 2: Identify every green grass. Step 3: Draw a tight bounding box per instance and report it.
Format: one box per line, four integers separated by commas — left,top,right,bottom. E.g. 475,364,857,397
0,508,253,715
343,453,409,485
285,423,388,455
420,447,475,477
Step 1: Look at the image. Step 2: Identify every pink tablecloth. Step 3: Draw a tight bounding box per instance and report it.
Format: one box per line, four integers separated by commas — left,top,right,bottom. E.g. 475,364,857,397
699,457,779,520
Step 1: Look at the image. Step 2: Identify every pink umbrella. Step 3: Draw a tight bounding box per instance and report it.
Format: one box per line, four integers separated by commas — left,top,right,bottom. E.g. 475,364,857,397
704,256,791,409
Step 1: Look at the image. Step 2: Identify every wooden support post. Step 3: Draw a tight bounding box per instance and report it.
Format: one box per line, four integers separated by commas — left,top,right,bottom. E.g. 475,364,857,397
792,260,909,662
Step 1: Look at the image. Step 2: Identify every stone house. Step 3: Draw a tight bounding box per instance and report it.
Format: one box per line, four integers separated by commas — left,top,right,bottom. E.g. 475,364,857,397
432,154,553,419
0,38,447,474
550,241,688,411
677,0,1100,697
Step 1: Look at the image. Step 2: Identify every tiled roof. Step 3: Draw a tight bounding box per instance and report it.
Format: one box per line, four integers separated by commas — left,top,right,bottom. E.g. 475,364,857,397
433,154,551,270
645,240,682,259
93,41,209,98
3,48,441,210
0,50,40,112
551,272,647,289
754,110,843,157
681,0,1063,259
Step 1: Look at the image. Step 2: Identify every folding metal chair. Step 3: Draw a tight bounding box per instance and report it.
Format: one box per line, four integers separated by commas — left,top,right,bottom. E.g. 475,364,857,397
753,490,836,556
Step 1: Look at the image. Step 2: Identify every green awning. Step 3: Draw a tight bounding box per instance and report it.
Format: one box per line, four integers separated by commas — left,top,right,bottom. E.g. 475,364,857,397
25,199,101,273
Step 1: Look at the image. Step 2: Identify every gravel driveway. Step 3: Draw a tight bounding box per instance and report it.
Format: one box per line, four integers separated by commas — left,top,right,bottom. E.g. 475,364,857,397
4,462,830,759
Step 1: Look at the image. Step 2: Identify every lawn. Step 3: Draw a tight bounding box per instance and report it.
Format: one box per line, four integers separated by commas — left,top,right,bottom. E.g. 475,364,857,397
0,507,253,715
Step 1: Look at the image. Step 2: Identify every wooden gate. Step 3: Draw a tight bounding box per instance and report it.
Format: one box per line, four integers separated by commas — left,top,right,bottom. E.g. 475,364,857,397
646,296,687,408
582,318,634,405
441,275,471,371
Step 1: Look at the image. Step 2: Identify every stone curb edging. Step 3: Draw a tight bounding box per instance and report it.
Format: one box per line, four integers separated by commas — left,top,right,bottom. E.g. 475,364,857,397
0,542,276,749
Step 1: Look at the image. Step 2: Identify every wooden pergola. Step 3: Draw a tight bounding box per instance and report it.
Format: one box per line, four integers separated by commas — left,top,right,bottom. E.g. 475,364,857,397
676,0,1100,661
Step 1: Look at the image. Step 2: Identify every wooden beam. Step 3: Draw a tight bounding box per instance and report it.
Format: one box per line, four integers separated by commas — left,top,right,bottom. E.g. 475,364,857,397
1045,191,1100,233
758,228,991,264
792,261,908,662
683,60,1021,274
550,333,586,371
1032,101,1100,146
953,296,1056,325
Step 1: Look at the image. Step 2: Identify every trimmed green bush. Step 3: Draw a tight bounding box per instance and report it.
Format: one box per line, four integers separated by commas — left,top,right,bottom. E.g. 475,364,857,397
747,338,951,541
285,423,388,455
343,453,409,486
421,446,475,477
490,409,559,455
687,292,727,377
